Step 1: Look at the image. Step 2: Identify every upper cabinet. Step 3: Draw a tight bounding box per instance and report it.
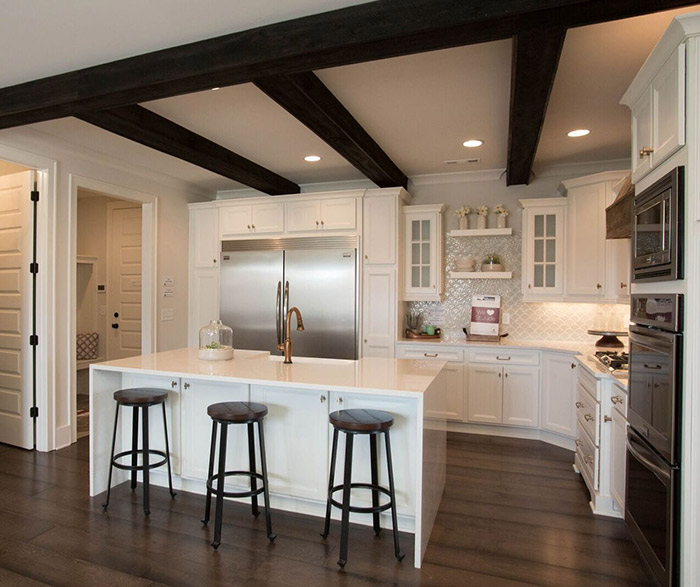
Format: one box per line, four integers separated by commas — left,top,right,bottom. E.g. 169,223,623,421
403,204,444,301
286,197,357,232
190,206,220,268
219,202,284,238
623,40,686,184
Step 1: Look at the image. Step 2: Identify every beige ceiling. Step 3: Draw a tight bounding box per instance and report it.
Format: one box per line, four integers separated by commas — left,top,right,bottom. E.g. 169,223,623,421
8,3,700,194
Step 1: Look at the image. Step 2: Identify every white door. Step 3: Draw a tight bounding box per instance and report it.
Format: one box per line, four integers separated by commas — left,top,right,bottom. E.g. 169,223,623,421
108,205,142,360
502,366,539,428
0,171,34,448
467,364,502,424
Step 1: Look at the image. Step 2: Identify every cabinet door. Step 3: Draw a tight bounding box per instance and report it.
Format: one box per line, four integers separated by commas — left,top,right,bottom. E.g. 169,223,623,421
631,87,653,183
567,184,606,297
188,268,219,346
362,267,396,358
541,353,577,438
652,43,685,167
502,366,539,428
467,364,502,424
286,200,320,232
250,203,284,234
180,380,249,481
219,205,252,237
121,374,182,475
610,405,628,513
609,237,631,300
523,206,565,298
250,385,329,501
320,198,357,231
191,208,219,268
330,392,417,514
363,196,396,264
403,209,443,301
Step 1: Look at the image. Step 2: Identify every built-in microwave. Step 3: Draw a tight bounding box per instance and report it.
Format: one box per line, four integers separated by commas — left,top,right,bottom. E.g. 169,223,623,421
632,166,684,282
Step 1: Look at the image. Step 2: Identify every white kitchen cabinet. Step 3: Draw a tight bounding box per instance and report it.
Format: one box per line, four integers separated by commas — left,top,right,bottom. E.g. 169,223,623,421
541,352,578,439
610,237,631,301
188,267,219,347
466,364,502,424
219,202,285,237
286,197,357,232
609,383,628,515
362,267,396,358
180,380,249,481
520,198,566,301
363,194,397,264
190,207,219,268
250,385,330,501
625,43,686,184
502,366,539,427
403,204,444,301
396,345,464,421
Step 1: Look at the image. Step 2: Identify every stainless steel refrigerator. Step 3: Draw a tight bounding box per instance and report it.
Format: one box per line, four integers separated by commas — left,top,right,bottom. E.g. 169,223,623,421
219,236,358,359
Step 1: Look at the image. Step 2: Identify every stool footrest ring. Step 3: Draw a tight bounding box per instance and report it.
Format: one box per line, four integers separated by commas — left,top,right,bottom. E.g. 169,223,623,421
329,482,394,514
111,449,168,472
206,471,265,499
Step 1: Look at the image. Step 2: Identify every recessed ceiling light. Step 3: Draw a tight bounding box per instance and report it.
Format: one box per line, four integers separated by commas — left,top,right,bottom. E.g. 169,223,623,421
304,155,321,162
567,129,590,137
462,139,484,148
211,87,221,91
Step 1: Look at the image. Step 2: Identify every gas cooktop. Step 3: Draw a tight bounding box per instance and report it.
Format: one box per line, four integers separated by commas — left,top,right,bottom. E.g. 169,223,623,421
593,351,629,372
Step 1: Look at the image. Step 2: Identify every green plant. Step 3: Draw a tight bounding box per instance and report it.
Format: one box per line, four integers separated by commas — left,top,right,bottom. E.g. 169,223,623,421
205,341,221,349
405,310,422,332
483,254,502,264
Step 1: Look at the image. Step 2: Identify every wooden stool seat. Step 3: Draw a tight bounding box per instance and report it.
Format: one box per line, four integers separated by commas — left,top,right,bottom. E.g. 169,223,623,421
329,409,394,432
207,401,268,423
113,388,168,406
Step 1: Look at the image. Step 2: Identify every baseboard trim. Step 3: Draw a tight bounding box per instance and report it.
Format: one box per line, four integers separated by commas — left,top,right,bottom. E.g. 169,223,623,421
446,421,576,451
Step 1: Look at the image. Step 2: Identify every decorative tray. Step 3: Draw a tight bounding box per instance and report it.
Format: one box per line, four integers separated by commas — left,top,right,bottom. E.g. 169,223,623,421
405,328,441,340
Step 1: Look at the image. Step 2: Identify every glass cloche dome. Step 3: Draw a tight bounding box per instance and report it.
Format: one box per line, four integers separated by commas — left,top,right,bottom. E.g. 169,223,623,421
198,320,234,361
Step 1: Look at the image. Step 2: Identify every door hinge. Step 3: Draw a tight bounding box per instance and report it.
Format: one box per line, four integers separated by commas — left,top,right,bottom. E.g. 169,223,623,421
29,334,38,346
30,190,39,202
30,407,39,418
29,262,39,274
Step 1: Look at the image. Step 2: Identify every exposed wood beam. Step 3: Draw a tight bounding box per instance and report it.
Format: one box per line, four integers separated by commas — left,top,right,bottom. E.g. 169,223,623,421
77,106,299,195
0,0,697,130
255,72,407,188
506,28,566,186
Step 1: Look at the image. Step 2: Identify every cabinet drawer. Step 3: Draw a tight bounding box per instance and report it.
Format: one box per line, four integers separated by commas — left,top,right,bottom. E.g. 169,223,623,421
576,422,599,491
576,383,600,446
467,348,539,366
397,346,464,363
577,365,599,400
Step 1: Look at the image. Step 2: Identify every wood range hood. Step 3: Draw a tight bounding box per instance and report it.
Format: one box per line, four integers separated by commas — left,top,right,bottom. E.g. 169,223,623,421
606,174,634,239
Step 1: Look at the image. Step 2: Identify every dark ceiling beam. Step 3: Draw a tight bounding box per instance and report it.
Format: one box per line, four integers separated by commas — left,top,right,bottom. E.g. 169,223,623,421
255,72,407,188
77,105,299,195
0,0,697,130
506,28,566,186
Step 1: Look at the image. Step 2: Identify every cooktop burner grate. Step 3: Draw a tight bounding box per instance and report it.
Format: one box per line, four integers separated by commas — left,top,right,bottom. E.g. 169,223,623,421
593,351,629,372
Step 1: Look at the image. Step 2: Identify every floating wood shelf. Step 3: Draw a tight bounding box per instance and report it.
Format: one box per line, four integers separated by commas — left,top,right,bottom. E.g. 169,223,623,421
449,271,512,279
448,227,513,237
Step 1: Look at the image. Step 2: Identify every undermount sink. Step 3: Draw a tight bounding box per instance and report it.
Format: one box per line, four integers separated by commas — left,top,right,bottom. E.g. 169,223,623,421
265,355,355,366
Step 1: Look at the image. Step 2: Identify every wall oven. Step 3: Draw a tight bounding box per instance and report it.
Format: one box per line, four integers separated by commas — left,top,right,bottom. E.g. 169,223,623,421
626,294,683,587
632,166,684,282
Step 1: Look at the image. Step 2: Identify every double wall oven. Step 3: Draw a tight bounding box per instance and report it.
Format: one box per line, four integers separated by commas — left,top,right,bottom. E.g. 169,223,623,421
626,294,683,587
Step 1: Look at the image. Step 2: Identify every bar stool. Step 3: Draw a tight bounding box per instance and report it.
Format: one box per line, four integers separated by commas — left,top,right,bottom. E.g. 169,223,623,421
321,408,404,568
103,388,176,516
201,401,275,549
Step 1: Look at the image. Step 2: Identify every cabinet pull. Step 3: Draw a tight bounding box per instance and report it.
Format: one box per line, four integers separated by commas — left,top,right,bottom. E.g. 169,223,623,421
320,395,326,403
611,395,624,405
584,455,593,465
575,439,583,447
620,282,627,289
644,363,662,370
424,353,438,358
604,415,612,423
584,413,594,422
571,363,576,369
213,258,217,263
498,372,502,378
596,283,602,289
251,224,255,230
504,372,508,378
576,401,584,408
337,397,343,404
639,146,654,157
171,381,178,389
320,220,324,227
183,382,190,390
496,356,511,361
364,339,368,343
316,220,319,227
247,224,251,230
364,254,369,260
528,284,531,289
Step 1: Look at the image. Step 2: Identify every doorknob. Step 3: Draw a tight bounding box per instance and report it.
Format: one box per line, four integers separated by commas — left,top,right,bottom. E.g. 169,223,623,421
111,323,119,329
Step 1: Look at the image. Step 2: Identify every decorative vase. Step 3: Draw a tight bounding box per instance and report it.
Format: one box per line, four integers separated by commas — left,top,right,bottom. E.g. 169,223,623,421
198,319,234,360
477,215,486,230
458,216,468,230
496,215,507,229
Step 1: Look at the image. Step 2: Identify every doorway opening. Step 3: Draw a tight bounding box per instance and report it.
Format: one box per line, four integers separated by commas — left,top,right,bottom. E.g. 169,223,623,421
75,190,143,439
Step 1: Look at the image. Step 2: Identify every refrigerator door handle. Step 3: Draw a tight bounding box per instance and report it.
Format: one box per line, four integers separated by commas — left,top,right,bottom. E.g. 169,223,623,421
283,280,290,339
276,281,282,346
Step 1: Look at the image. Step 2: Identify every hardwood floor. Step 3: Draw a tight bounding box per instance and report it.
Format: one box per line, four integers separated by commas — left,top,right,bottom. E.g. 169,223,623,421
0,433,653,586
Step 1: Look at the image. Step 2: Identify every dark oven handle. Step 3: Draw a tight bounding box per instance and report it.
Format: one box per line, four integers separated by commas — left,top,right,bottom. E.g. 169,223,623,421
627,436,671,483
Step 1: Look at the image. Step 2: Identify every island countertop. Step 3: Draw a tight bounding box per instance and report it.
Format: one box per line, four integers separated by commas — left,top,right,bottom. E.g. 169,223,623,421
92,347,447,397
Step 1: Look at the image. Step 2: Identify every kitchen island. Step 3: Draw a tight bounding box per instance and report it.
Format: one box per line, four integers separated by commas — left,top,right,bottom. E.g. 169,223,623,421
89,348,447,567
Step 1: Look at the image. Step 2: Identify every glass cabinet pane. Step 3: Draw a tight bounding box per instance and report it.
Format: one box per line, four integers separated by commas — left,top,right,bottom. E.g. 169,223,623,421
534,265,544,287
421,243,430,263
421,266,430,287
412,220,420,241
546,265,556,287
412,266,420,287
534,215,544,238
421,220,430,240
546,239,556,262
412,243,420,264
546,214,556,237
534,240,544,262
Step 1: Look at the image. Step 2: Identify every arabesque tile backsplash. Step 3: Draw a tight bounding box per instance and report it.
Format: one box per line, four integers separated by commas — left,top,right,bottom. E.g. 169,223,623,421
407,230,630,343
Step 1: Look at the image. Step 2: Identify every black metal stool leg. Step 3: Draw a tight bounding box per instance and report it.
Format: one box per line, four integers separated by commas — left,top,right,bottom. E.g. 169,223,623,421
202,420,217,525
384,430,404,561
103,402,120,510
321,427,339,539
247,422,260,518
130,406,139,491
142,406,150,516
161,402,176,498
338,432,354,569
257,419,276,542
370,433,381,535
212,422,228,549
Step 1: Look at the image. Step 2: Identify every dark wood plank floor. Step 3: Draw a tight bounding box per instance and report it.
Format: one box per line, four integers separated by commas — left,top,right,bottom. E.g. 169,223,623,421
0,432,653,586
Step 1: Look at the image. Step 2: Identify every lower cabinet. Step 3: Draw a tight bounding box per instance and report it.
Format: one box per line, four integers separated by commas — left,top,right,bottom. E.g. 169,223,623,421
609,382,628,514
541,352,578,437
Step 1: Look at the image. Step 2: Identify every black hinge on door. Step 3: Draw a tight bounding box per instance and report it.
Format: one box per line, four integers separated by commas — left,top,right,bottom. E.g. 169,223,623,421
29,262,38,274
30,190,39,202
30,407,39,418
29,334,38,346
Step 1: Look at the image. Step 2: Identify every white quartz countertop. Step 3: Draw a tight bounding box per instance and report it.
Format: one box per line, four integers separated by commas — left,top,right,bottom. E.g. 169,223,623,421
91,347,446,397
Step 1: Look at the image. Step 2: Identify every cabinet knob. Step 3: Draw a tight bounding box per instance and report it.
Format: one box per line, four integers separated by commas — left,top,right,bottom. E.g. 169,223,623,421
183,382,190,390
247,224,251,230
337,397,343,404
584,455,593,465
604,415,612,423
571,363,576,369
251,224,255,230
320,395,326,403
171,381,178,389
639,146,654,158
584,413,594,422
316,220,319,227
611,395,624,405
575,439,583,447
213,259,217,263
620,282,627,289
498,372,502,378
364,254,368,260
320,220,325,227
596,283,602,289
504,372,508,378
528,284,531,289
364,339,368,343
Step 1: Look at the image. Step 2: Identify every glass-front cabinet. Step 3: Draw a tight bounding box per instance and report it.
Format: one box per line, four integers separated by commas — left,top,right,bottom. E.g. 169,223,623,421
520,198,566,301
403,204,444,301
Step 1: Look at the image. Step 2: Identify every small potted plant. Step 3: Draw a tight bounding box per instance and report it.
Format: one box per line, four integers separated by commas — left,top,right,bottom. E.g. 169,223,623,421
476,205,489,229
481,253,503,272
405,310,422,337
455,205,471,230
494,203,509,228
